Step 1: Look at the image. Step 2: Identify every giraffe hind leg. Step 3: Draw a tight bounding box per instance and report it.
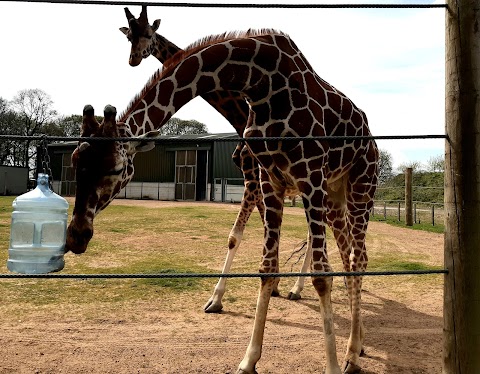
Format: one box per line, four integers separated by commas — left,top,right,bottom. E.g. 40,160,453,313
342,152,378,372
287,232,311,300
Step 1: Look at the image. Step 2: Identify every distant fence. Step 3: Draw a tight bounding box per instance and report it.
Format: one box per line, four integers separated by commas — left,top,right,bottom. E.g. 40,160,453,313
372,200,444,226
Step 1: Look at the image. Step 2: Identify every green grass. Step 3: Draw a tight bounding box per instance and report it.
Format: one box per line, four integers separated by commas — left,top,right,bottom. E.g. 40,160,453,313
289,197,444,233
0,195,443,320
370,214,444,234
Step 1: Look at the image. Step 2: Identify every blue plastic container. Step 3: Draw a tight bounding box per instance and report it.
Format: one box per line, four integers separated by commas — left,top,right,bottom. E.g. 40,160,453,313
7,173,69,274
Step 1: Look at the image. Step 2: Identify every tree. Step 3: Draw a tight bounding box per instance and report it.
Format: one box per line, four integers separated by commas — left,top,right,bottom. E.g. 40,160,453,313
7,89,57,174
396,160,423,174
47,115,82,137
158,117,208,136
425,154,444,173
378,149,394,185
0,97,22,166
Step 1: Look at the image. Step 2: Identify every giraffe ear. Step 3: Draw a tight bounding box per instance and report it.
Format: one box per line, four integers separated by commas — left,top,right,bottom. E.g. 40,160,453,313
128,130,160,154
119,27,129,35
71,147,79,168
152,19,161,32
71,141,91,168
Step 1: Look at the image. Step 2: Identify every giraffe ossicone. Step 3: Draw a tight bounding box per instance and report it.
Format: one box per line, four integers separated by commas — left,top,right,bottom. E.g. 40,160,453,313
67,29,378,374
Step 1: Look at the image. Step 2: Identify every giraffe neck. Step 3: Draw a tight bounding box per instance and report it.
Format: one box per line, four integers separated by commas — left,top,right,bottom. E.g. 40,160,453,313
124,35,252,137
150,33,181,64
149,33,250,137
120,33,304,136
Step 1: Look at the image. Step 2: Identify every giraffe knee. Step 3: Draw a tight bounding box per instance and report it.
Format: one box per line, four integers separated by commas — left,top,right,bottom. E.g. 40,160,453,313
312,276,332,296
228,236,237,249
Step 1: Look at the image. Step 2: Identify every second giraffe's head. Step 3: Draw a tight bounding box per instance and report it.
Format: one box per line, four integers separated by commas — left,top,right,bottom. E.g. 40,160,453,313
120,5,160,66
65,105,158,254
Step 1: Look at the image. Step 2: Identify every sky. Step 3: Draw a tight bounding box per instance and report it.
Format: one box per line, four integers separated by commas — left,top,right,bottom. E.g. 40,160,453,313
0,0,446,169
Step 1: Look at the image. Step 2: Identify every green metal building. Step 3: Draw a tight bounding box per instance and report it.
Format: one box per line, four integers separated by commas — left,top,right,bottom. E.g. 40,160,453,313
46,133,244,202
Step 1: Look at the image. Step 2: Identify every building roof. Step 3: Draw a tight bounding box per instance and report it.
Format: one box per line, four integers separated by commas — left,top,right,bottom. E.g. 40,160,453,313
48,132,240,149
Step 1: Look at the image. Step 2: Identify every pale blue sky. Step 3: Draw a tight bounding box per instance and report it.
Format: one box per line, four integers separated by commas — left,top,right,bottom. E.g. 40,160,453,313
0,0,446,168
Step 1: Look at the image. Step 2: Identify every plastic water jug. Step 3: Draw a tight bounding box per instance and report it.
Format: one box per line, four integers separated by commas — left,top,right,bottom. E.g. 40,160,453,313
7,173,69,274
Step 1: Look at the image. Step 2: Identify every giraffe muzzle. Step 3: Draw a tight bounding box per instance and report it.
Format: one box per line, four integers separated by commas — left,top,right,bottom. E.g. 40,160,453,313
65,222,93,254
129,55,142,67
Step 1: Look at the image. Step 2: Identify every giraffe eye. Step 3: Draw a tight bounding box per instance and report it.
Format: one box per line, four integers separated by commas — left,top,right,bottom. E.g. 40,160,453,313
104,166,125,176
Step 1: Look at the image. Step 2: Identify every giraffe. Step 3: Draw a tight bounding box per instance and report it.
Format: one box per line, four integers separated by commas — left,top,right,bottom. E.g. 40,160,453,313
119,5,309,310
66,29,378,374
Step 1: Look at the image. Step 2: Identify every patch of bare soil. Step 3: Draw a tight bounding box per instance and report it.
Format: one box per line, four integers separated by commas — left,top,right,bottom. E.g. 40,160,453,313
0,200,443,374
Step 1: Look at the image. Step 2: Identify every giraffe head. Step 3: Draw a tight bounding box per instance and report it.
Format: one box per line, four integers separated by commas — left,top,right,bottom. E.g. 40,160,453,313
119,5,161,66
65,105,159,254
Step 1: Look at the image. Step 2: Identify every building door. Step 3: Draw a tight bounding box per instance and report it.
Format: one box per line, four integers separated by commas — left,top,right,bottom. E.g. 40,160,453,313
175,150,196,200
195,150,208,201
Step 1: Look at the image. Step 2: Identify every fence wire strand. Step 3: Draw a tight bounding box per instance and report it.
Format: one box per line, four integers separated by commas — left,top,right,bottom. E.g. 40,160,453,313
0,269,447,279
0,0,448,8
0,134,447,143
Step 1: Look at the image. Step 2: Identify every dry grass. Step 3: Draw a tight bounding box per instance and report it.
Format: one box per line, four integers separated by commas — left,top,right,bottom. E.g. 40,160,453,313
0,197,443,318
0,197,444,373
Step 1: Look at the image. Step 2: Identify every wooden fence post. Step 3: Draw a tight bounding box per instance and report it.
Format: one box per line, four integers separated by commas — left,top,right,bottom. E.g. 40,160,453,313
405,167,413,226
444,1,480,372
431,205,435,226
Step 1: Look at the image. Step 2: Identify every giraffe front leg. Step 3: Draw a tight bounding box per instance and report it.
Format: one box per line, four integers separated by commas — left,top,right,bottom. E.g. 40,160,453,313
254,193,281,297
313,275,342,374
236,276,277,374
203,245,235,313
237,175,283,374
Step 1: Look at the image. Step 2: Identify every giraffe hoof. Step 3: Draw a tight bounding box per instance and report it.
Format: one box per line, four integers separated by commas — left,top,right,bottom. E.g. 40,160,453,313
236,369,257,374
287,291,302,300
203,300,223,313
271,289,280,297
360,348,366,357
342,360,361,374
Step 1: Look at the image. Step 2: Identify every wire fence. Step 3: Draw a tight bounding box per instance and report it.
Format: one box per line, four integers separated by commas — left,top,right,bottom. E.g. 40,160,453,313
0,0,448,279
0,269,447,279
0,0,449,8
372,200,444,226
0,132,448,278
0,134,448,143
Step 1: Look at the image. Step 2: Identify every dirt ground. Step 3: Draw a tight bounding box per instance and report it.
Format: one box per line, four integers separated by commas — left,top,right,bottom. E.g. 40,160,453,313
0,200,444,374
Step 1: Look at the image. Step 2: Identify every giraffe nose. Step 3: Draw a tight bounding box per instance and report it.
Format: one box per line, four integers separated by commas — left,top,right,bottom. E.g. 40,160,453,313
129,54,142,67
65,222,93,254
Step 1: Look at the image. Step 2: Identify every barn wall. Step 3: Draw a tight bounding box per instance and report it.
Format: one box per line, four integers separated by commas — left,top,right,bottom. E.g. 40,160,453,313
0,166,28,195
46,135,243,201
212,140,243,181
132,145,175,183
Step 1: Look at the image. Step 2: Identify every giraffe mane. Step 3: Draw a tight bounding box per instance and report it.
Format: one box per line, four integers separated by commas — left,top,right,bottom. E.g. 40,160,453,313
164,28,285,70
118,28,286,123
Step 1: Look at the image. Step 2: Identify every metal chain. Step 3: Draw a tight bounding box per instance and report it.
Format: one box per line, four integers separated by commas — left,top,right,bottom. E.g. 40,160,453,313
41,135,54,192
